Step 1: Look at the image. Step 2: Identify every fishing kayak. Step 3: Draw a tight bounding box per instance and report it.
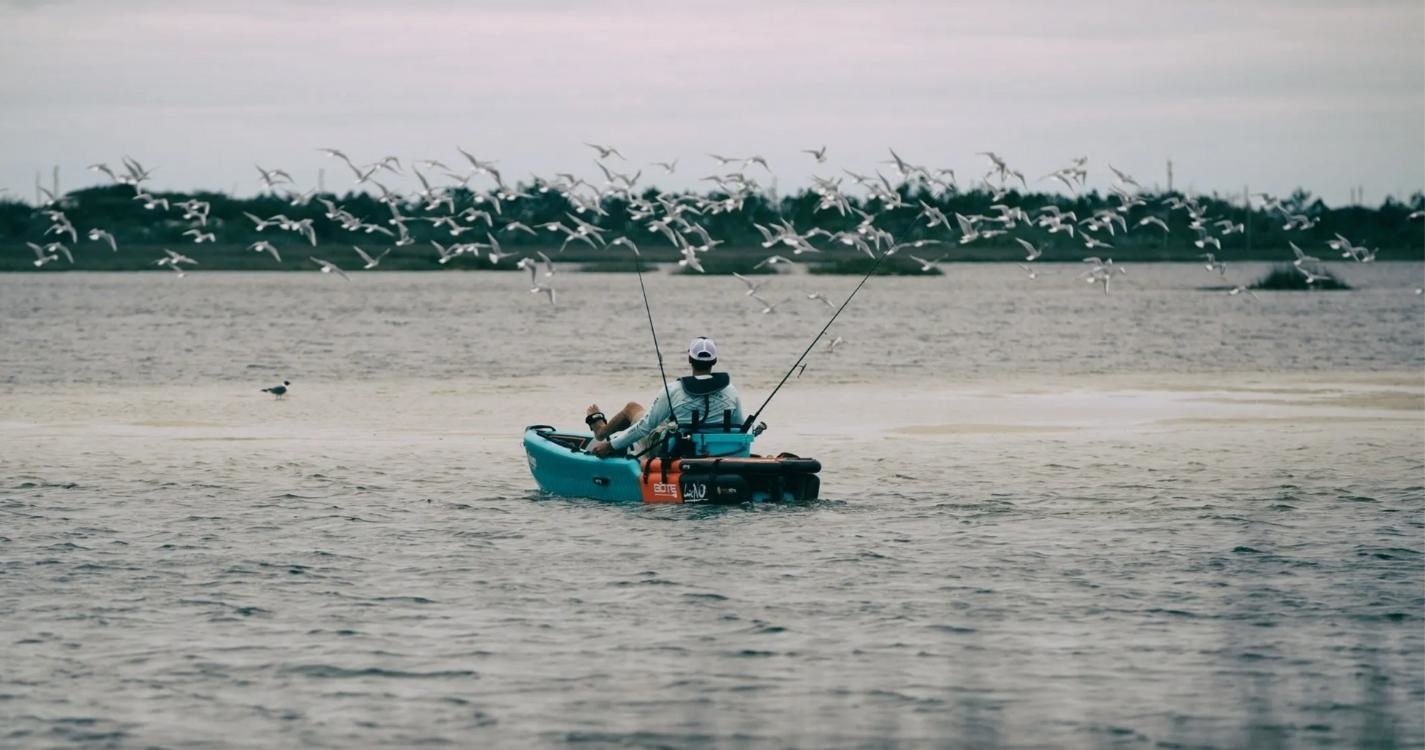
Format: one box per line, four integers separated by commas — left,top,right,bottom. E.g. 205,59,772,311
523,425,821,503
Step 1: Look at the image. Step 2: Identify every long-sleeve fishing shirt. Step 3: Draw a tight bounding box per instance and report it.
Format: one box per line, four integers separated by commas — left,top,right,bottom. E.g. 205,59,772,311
608,375,744,452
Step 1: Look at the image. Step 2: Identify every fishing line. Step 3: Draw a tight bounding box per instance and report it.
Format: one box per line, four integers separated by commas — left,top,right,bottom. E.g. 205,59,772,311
633,249,679,430
741,250,889,433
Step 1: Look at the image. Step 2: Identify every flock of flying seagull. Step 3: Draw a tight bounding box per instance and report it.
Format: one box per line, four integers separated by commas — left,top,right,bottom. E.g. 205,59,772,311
19,146,1425,305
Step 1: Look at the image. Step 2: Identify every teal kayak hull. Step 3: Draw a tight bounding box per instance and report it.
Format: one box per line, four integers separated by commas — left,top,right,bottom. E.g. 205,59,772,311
522,426,821,503
523,426,644,502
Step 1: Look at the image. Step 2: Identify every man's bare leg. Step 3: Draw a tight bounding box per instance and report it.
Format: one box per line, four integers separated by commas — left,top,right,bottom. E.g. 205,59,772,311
586,402,645,440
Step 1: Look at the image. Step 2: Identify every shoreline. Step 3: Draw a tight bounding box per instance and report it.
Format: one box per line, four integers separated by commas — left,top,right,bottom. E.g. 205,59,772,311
3,256,1424,274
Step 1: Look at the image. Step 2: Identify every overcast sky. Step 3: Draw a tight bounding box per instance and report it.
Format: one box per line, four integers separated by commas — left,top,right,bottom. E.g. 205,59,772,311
1,0,1421,205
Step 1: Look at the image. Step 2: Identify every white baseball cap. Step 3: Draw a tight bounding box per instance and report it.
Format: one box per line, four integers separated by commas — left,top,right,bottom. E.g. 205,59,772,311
688,336,717,361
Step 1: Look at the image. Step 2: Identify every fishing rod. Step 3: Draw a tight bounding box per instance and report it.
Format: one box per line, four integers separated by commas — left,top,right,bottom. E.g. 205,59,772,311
632,248,679,430
741,249,889,433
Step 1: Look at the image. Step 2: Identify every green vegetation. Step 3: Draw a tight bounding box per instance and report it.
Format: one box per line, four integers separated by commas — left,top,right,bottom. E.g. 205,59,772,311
807,257,944,275
3,182,1421,272
1250,265,1351,290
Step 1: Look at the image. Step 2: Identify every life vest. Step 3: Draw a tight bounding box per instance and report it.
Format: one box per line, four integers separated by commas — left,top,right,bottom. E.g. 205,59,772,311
677,373,738,433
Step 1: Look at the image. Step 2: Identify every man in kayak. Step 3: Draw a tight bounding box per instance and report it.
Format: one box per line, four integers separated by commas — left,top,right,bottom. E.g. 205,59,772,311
586,336,744,457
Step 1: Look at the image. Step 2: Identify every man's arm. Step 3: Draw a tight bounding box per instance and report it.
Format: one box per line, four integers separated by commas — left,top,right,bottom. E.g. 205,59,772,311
609,390,670,451
589,389,670,457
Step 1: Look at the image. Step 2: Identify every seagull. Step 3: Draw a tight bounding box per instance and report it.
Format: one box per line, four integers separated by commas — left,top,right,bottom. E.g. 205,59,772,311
530,284,556,305
955,212,981,244
651,159,678,174
243,211,277,231
120,155,155,185
732,272,767,296
248,240,281,262
806,292,835,307
608,236,640,256
255,163,294,189
158,248,198,267
1192,229,1221,250
802,146,828,163
908,254,943,272
754,255,793,269
585,142,625,160
309,256,350,280
27,242,59,267
46,242,74,264
261,380,291,399
1296,265,1329,285
825,336,845,353
1137,215,1170,232
1016,263,1038,280
432,241,459,265
1107,164,1140,188
346,160,380,184
1228,285,1259,299
45,215,78,244
88,228,118,252
182,228,216,243
134,192,169,211
536,250,556,278
286,188,316,207
87,162,119,182
919,201,951,230
353,245,390,269
456,148,502,182
483,234,518,264
886,238,942,256
1080,258,1126,294
317,147,351,163
1289,241,1320,267
678,245,705,273
1014,237,1042,261
1199,253,1227,275
516,256,541,286
749,294,781,314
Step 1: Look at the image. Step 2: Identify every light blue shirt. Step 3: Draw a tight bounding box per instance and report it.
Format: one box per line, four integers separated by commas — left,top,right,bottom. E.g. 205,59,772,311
608,375,744,452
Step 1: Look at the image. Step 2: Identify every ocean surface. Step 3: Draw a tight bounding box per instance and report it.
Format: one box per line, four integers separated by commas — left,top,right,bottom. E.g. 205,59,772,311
2,263,1423,748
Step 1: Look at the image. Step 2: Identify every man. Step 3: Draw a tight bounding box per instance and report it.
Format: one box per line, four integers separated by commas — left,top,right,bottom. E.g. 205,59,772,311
586,336,744,458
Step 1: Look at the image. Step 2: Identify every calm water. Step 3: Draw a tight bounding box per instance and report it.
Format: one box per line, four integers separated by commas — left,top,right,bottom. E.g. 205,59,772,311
2,264,1423,748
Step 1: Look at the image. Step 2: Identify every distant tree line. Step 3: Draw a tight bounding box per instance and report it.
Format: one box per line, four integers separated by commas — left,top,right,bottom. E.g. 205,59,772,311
1,181,1420,271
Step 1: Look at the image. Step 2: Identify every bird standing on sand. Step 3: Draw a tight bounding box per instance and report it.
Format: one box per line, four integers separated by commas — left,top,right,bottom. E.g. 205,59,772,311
262,380,291,399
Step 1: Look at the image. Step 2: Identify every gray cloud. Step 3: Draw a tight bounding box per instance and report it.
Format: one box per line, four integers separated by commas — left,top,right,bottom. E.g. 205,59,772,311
0,0,1420,203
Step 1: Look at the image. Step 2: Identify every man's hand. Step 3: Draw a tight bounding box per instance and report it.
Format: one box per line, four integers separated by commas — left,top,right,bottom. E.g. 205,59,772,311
589,439,614,457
